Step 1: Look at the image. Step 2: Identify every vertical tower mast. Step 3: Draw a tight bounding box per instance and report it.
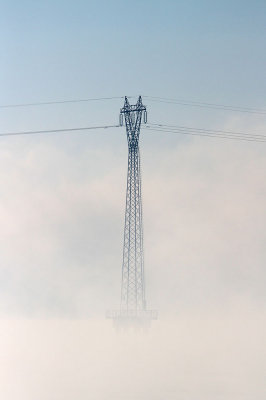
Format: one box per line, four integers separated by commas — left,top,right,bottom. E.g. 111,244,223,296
107,96,157,326
120,96,147,313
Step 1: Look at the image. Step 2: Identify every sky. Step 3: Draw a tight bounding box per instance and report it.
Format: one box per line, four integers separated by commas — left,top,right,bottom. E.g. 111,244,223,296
0,1,266,399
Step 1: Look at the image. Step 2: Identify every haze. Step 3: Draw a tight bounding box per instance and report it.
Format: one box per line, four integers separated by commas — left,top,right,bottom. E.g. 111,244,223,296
1,1,266,399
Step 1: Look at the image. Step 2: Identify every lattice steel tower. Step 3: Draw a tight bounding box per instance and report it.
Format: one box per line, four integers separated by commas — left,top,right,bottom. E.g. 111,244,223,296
107,96,157,326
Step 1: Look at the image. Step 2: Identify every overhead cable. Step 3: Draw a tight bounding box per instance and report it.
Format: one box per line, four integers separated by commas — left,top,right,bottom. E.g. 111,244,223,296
1,95,265,115
143,96,266,115
143,124,266,143
148,123,266,139
1,122,265,143
0,124,120,137
0,96,127,109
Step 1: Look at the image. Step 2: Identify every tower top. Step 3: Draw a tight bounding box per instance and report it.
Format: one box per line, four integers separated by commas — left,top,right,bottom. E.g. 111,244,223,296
120,96,146,114
119,96,147,145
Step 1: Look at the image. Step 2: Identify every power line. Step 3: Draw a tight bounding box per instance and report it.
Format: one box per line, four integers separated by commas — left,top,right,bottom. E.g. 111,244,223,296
148,123,266,139
0,121,265,143
0,96,128,109
143,124,266,143
143,127,266,142
143,96,266,115
1,94,265,115
0,124,120,137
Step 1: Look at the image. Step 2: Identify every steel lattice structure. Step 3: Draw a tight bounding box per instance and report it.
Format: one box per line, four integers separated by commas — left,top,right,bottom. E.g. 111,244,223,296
107,96,157,325
120,96,147,313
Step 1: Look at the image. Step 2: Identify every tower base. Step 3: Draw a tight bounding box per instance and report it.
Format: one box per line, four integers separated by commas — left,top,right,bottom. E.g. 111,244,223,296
106,309,158,330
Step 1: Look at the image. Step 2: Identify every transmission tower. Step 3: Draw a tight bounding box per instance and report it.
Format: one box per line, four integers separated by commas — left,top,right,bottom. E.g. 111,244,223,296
107,96,157,327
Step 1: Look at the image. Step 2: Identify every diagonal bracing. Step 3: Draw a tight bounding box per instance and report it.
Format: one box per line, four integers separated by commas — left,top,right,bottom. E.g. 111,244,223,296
107,96,157,325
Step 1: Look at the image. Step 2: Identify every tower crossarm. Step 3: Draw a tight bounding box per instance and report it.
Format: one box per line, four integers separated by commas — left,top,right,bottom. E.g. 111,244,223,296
120,96,147,148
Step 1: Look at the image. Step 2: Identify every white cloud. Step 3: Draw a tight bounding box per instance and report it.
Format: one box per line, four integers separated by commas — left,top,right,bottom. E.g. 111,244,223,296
0,119,265,317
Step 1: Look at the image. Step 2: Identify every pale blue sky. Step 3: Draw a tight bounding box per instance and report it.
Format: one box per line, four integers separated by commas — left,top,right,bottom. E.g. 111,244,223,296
1,0,266,110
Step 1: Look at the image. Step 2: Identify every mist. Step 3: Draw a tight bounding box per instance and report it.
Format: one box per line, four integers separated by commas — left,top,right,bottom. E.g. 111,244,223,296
0,114,265,399
1,313,265,400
